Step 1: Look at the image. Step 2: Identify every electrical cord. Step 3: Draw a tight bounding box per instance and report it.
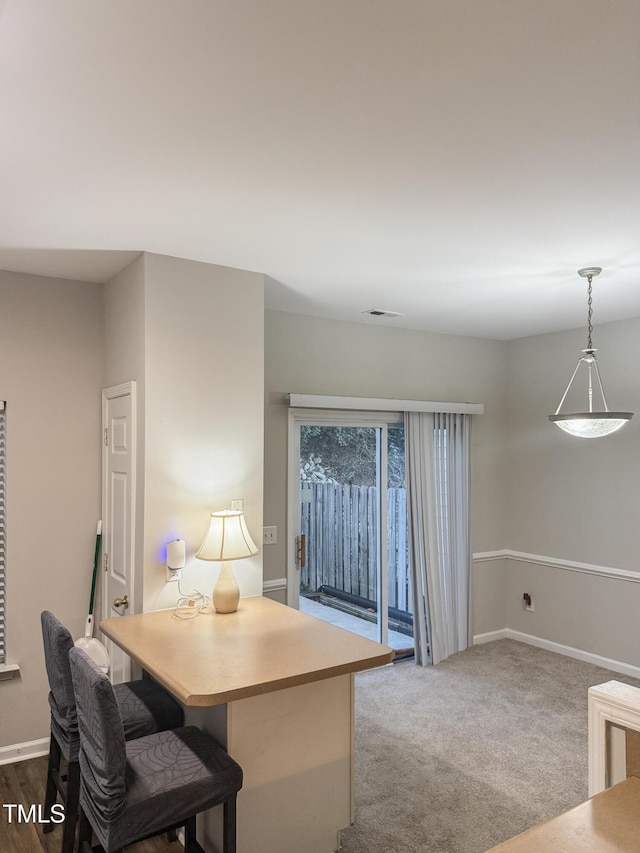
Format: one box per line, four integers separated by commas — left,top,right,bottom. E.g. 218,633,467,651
172,578,212,619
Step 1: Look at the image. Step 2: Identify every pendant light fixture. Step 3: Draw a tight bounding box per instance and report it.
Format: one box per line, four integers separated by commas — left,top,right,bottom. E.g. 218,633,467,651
549,267,633,438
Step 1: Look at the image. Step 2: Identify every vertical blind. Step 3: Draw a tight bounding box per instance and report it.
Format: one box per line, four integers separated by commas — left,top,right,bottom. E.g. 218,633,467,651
405,411,472,666
0,402,5,664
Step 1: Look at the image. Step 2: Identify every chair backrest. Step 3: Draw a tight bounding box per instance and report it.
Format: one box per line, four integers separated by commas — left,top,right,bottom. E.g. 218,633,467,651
69,647,127,821
40,610,77,731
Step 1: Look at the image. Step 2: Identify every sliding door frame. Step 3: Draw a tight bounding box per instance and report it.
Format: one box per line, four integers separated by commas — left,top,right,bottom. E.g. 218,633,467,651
287,407,402,645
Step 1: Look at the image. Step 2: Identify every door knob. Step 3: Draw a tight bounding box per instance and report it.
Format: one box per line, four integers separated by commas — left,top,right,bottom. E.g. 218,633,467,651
113,595,129,609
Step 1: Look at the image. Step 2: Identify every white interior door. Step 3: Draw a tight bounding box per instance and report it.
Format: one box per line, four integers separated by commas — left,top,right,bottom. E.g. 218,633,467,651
102,382,136,683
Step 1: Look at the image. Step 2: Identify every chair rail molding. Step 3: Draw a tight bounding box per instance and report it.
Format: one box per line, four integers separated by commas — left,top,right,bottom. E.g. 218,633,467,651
263,578,287,594
473,549,640,584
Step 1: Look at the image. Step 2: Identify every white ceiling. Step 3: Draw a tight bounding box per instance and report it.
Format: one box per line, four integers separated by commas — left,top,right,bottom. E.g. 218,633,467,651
0,0,639,340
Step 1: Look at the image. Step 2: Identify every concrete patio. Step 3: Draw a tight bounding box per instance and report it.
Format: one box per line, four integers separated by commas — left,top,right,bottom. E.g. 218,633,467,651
300,595,412,653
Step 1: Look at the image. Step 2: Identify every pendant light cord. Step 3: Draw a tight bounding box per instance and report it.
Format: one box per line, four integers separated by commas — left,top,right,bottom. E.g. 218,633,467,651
586,273,594,351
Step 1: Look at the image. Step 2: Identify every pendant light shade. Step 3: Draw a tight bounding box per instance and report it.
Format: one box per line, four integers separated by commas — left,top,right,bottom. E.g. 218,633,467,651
549,412,632,438
549,268,633,438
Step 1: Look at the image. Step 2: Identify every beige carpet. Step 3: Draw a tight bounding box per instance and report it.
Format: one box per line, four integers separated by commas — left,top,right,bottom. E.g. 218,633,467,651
340,639,640,853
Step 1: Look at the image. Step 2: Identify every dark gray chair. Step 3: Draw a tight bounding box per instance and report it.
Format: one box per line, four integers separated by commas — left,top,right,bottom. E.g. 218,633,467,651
69,647,242,853
40,610,184,853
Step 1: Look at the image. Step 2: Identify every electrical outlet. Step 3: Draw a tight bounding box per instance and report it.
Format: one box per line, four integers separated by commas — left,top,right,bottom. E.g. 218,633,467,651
166,567,182,583
231,499,244,512
263,526,277,545
523,592,535,612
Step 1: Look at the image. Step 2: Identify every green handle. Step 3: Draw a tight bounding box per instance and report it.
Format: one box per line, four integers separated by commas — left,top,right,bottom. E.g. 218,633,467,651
88,523,102,616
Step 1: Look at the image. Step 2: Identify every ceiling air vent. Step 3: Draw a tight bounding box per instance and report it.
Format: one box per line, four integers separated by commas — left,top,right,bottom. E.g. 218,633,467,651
362,308,404,318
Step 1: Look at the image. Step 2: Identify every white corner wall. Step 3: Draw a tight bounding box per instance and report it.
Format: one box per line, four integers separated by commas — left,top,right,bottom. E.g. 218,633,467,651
141,254,265,612
104,253,265,614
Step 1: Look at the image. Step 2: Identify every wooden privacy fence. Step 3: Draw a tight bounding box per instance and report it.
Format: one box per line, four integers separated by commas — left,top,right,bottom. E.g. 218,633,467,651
300,482,412,614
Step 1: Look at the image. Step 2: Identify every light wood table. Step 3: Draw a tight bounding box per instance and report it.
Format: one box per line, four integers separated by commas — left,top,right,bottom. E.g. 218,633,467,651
101,595,394,853
486,777,640,852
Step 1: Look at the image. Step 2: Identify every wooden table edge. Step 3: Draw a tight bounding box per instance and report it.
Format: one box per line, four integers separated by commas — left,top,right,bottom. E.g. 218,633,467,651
100,604,395,707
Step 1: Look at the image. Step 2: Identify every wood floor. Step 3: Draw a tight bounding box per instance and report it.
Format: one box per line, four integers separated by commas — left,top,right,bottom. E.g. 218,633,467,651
0,756,177,852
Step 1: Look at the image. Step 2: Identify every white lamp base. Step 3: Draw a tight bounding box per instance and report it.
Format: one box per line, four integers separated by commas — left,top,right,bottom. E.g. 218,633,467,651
213,561,240,613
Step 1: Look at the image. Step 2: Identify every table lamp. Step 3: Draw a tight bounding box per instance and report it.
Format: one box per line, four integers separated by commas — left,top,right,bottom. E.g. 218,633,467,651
196,509,259,613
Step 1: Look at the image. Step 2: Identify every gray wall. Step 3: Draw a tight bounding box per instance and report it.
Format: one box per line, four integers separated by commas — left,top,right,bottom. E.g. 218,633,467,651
505,318,640,567
504,317,640,667
0,270,104,748
263,309,509,631
264,308,640,669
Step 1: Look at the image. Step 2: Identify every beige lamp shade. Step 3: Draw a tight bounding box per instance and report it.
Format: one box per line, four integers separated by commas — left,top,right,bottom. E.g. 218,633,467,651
196,510,258,613
196,509,259,561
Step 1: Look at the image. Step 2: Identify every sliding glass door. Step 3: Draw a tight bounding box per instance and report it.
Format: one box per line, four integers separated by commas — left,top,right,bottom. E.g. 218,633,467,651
288,411,413,654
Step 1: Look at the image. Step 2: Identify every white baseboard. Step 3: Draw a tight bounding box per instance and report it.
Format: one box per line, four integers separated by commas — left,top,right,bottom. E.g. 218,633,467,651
0,663,21,681
0,737,49,766
474,628,640,680
473,629,508,644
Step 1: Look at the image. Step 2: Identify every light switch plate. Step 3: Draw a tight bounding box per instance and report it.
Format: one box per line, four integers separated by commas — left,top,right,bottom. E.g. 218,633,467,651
263,526,277,545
